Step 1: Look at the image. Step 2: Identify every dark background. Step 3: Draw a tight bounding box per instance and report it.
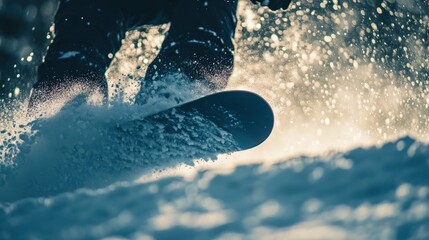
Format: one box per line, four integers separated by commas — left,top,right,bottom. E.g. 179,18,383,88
1,0,428,108
0,0,57,105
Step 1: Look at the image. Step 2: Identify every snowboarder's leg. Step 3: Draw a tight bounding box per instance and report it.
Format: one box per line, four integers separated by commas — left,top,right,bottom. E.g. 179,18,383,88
29,0,168,112
136,0,238,104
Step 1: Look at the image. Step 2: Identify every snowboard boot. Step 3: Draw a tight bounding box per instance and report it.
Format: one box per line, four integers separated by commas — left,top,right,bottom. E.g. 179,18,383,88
135,42,234,106
28,58,108,116
135,0,237,106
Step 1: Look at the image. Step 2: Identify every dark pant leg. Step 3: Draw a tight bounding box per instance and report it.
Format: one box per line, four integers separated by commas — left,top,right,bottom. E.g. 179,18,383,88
141,0,238,92
31,0,167,108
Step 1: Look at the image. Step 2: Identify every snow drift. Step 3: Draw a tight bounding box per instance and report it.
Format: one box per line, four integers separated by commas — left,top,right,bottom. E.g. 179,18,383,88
1,136,428,239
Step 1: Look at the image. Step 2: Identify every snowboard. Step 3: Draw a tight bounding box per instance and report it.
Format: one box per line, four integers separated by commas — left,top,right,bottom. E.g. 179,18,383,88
128,90,274,155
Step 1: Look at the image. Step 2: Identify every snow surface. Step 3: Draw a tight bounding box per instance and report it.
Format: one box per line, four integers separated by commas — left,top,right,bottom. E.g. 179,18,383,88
1,91,428,239
1,133,428,239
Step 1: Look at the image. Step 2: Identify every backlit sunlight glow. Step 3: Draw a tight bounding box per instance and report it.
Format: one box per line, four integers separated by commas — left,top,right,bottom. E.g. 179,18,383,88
105,1,429,176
